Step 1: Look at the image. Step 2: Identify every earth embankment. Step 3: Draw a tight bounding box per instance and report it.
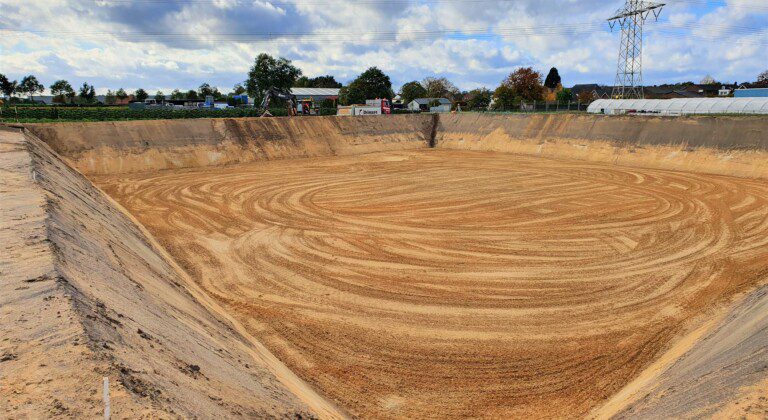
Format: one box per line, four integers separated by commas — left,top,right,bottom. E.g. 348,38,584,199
23,115,433,175
0,127,341,418
436,113,768,179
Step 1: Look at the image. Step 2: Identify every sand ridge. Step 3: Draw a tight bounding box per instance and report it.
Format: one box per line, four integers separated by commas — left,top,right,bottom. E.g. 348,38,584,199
96,149,768,418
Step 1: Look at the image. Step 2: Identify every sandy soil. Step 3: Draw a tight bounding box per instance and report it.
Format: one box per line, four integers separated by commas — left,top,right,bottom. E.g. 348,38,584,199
95,149,768,418
1,129,320,418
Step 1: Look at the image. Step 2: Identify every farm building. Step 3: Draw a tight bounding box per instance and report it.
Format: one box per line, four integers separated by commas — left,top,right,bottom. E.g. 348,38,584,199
735,88,768,98
408,98,451,112
587,98,768,115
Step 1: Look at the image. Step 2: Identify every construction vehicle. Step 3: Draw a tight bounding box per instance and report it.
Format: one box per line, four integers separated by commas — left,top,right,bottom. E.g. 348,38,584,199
260,88,297,117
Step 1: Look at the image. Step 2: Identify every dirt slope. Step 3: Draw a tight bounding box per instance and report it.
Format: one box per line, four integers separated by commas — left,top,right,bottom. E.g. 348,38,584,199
0,128,331,418
437,113,768,178
97,149,768,418
24,115,433,175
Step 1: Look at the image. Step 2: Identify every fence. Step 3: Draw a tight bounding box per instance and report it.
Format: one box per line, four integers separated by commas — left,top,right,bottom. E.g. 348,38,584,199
0,101,591,122
0,106,283,122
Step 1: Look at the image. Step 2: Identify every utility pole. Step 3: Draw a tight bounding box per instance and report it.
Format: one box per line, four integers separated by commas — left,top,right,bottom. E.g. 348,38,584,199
608,1,664,99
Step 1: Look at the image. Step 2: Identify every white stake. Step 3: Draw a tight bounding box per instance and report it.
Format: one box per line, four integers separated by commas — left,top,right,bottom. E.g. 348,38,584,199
103,376,110,420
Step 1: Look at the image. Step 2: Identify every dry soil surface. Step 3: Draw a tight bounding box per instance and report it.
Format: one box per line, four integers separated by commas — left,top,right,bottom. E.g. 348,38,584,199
95,149,768,418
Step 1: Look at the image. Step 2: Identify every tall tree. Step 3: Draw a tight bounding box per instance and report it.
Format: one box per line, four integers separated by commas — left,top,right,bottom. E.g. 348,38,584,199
293,75,342,88
343,67,393,105
232,83,246,95
115,88,128,102
293,76,311,87
154,91,165,101
465,88,492,110
19,75,44,102
499,67,545,101
310,75,342,88
198,83,214,98
492,84,518,110
544,67,562,89
399,81,427,105
49,80,74,104
421,77,459,100
79,83,96,103
186,90,199,100
134,88,149,102
0,74,17,98
170,89,184,100
105,89,117,105
556,88,573,103
245,53,302,105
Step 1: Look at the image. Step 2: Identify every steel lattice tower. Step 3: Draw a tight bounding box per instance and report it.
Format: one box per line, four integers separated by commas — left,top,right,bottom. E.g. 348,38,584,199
608,1,664,99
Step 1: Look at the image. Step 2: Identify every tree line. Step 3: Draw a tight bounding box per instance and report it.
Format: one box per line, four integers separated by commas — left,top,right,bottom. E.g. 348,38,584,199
242,54,579,110
5,59,766,109
0,73,252,106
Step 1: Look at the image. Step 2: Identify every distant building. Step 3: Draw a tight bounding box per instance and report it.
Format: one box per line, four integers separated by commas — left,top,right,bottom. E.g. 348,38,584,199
570,84,612,100
408,98,451,112
290,88,340,103
735,88,768,98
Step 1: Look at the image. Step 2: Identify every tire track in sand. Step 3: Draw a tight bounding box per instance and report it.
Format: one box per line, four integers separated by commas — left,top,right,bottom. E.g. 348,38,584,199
95,150,768,419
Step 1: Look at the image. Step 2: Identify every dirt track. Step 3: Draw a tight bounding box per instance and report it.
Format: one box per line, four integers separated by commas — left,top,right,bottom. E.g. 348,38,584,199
96,149,768,418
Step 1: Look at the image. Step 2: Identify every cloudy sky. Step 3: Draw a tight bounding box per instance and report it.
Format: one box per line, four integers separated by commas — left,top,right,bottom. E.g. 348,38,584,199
1,0,766,94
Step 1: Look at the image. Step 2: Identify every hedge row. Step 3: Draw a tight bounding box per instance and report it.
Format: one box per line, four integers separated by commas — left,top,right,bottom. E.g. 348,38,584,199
0,106,288,121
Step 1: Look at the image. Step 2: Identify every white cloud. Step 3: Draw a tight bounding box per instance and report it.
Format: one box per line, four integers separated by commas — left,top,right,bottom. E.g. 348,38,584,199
0,0,765,93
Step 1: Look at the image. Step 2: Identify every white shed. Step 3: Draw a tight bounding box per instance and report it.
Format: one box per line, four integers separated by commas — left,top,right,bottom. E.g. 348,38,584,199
587,98,768,115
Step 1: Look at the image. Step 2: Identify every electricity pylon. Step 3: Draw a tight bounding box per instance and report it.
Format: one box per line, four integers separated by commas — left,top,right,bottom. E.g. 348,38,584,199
608,1,664,99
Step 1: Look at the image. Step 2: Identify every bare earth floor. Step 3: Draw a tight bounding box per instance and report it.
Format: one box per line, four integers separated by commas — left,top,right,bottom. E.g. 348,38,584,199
95,150,768,419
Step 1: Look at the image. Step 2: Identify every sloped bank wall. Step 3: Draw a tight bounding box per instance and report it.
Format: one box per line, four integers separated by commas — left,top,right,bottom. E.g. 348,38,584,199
435,113,768,179
23,115,434,175
20,113,768,179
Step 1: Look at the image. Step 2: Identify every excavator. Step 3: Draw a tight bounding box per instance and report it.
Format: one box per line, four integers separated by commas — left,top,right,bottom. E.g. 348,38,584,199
259,88,297,117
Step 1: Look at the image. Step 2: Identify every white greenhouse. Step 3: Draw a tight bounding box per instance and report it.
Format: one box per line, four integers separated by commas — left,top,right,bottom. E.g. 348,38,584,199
587,98,768,115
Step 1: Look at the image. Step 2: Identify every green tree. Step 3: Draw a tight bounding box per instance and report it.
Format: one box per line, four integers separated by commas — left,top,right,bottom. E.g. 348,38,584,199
556,88,573,104
492,84,518,110
170,89,184,100
500,67,544,101
294,75,341,88
197,83,222,100
544,67,562,89
422,76,459,101
154,91,165,101
115,88,128,102
186,89,199,100
232,83,246,95
49,80,75,104
294,76,311,87
399,81,427,106
342,67,392,105
19,75,45,102
245,53,302,105
311,75,341,88
105,89,117,105
1,74,18,98
466,88,492,110
79,83,96,103
134,88,149,102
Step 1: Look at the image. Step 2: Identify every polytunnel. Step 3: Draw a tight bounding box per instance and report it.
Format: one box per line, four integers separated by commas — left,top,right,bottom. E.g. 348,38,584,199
587,98,768,115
